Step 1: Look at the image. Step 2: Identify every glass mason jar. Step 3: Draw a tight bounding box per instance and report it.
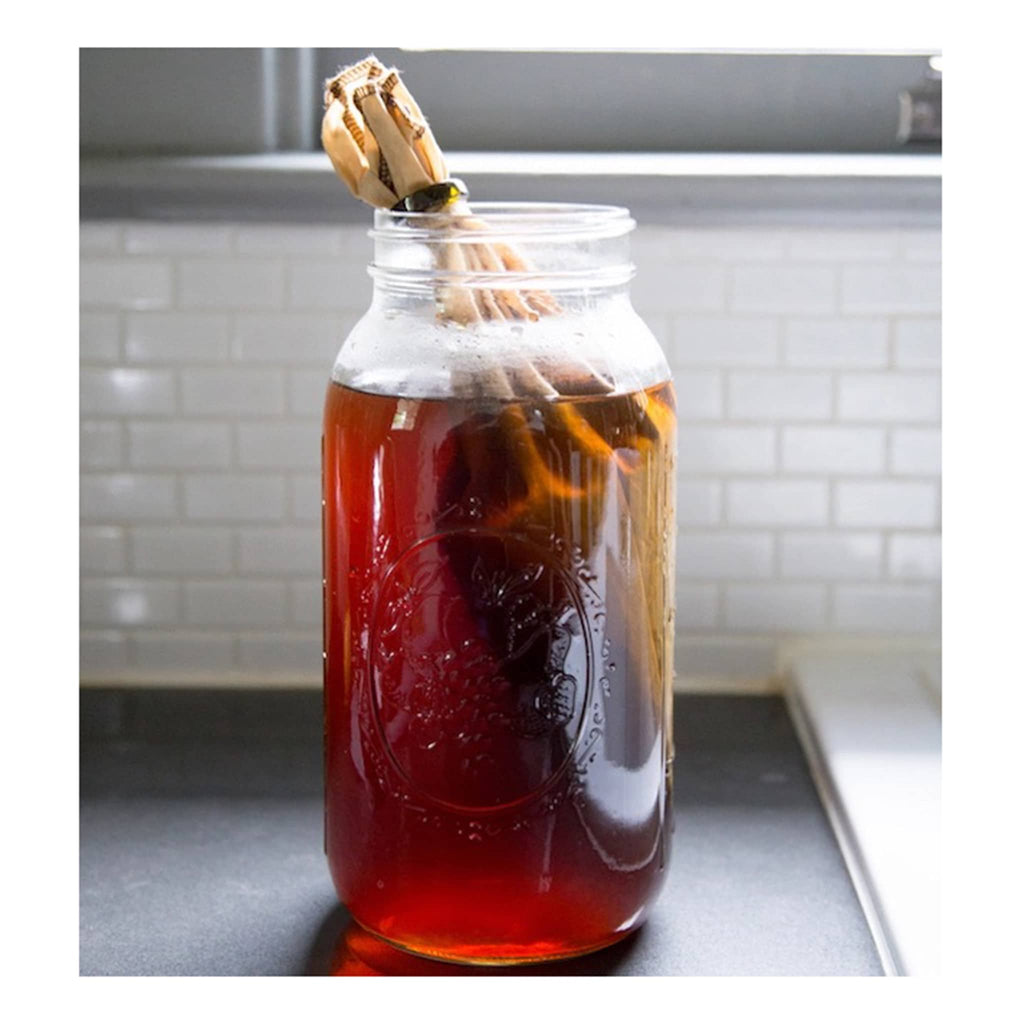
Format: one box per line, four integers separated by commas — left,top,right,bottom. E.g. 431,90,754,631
322,203,676,965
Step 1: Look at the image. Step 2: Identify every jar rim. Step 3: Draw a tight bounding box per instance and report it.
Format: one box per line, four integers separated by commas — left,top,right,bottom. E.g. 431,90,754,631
371,202,635,243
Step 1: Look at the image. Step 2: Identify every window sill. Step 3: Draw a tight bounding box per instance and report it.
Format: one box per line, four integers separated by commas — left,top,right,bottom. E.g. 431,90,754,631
80,151,941,225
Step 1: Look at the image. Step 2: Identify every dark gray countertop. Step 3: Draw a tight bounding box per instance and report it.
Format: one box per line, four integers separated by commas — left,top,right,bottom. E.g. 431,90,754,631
80,691,882,976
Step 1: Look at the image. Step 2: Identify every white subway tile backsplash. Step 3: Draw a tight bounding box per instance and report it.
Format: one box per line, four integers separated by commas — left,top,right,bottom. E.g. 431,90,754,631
183,474,287,522
81,421,124,470
235,224,343,256
131,526,234,575
181,368,286,416
81,368,176,417
184,580,289,627
841,265,941,314
81,578,180,626
130,528,234,577
780,532,882,580
81,526,127,574
784,318,888,368
673,371,722,419
894,319,941,369
636,227,788,263
79,218,942,685
838,372,940,423
81,259,173,309
232,313,349,365
888,534,942,580
290,579,323,626
730,266,836,314
675,636,779,680
699,229,790,262
238,527,320,575
786,229,900,262
80,312,120,362
179,259,285,309
80,222,122,254
890,428,941,476
632,263,728,314
675,584,720,630
287,260,373,311
833,584,937,632
676,481,722,526
726,481,829,526
782,426,885,475
631,228,690,266
81,473,178,522
677,531,774,579
124,312,231,363
676,426,776,473
131,631,236,673
128,422,232,469
728,371,832,420
288,370,331,416
725,584,827,632
670,316,780,367
290,474,322,523
338,225,376,261
836,481,937,528
237,422,319,469
237,632,321,675
81,631,129,676
899,229,941,263
124,223,233,254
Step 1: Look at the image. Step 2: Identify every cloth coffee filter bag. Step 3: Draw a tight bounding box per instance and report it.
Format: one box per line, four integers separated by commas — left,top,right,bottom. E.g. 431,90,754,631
319,56,671,712
319,51,674,547
320,55,617,398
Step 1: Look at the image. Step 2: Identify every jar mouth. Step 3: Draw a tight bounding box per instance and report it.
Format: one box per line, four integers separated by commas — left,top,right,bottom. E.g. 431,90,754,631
369,202,636,293
370,202,636,244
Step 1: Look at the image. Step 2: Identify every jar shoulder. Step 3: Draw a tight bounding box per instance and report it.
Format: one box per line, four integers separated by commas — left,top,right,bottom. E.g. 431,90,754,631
330,299,671,400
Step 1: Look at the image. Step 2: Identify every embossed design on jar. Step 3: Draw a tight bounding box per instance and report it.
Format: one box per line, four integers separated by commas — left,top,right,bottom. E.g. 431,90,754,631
369,529,591,812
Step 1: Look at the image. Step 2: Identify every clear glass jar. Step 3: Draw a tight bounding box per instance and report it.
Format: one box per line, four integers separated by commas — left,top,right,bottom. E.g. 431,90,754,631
322,203,676,964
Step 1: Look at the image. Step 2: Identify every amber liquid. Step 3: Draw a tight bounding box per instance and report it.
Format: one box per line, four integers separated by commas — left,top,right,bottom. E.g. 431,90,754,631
323,377,676,964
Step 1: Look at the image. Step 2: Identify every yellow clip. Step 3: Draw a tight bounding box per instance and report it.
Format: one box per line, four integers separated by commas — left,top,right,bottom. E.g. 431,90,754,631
392,178,468,213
